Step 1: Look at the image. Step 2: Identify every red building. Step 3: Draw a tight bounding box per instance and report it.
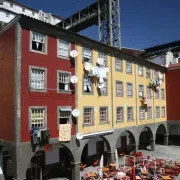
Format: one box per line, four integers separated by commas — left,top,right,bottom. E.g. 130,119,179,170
166,63,180,145
0,15,77,180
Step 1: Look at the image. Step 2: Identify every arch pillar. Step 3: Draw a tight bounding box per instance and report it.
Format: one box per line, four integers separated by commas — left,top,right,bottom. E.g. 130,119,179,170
150,138,155,151
164,133,169,146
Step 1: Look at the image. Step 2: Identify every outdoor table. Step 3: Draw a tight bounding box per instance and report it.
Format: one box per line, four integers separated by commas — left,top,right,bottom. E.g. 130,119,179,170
87,172,96,177
136,176,141,179
160,175,172,180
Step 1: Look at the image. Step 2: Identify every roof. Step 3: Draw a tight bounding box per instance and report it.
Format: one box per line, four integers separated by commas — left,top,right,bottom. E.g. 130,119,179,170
0,14,167,72
4,0,64,20
168,63,180,70
121,47,144,56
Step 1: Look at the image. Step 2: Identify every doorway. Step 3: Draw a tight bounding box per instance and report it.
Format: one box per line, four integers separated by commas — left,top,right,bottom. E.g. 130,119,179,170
121,136,127,153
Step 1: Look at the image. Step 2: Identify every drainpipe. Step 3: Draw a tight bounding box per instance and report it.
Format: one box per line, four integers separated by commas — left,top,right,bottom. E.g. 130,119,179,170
135,64,138,127
110,56,114,129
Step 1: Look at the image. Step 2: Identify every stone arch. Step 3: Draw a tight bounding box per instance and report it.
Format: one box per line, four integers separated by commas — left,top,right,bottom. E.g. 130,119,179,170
155,124,167,145
138,126,154,151
115,130,136,154
80,135,111,167
169,124,180,145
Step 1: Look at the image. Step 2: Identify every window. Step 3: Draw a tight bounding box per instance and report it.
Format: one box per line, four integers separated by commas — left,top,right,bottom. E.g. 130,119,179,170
126,61,132,73
138,66,143,76
160,72,164,81
30,108,45,129
156,107,160,118
6,12,9,17
58,72,70,91
83,47,92,62
146,67,151,79
100,80,107,95
162,107,165,117
155,90,159,99
139,85,144,97
100,107,108,123
22,7,25,12
147,107,152,119
127,83,133,97
83,76,92,93
31,31,46,52
58,107,71,124
154,70,158,81
83,108,93,125
147,86,151,98
57,39,69,58
117,107,124,122
116,81,123,97
99,52,107,66
115,58,122,71
127,107,133,121
139,106,145,120
10,3,13,7
32,11,35,16
161,89,165,99
30,68,46,90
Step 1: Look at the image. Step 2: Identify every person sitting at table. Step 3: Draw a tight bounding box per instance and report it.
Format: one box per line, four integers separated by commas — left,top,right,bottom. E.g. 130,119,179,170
140,165,147,172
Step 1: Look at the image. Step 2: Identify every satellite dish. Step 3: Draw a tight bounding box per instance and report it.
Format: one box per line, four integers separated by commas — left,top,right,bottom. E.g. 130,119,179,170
72,109,80,117
165,64,168,68
70,50,78,58
84,62,92,72
97,58,104,65
70,76,78,83
159,74,163,79
98,83,104,89
76,133,84,140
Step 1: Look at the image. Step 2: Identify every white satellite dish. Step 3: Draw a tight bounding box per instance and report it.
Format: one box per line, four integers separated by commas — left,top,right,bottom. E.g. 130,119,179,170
76,133,84,140
97,58,104,65
70,50,78,58
72,109,80,117
98,83,104,89
159,74,163,79
70,76,78,83
84,62,92,72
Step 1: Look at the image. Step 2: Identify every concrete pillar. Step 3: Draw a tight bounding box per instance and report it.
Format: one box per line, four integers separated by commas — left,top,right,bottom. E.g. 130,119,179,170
150,139,155,151
107,151,115,164
164,134,169,146
71,162,81,180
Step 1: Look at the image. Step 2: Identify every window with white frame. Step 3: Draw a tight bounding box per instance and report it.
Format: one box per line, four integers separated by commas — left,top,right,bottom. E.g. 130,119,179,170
30,108,45,129
10,3,13,7
32,11,35,16
139,85,144,97
155,90,159,99
156,107,160,118
147,86,151,98
30,69,45,90
116,81,123,97
83,76,92,93
22,7,25,12
83,47,92,62
58,39,69,57
154,70,158,81
147,106,152,119
83,108,93,125
126,61,132,73
161,89,165,99
99,52,107,66
160,72,164,81
100,107,108,123
127,83,133,97
115,58,122,71
58,72,70,91
127,107,133,121
146,67,151,79
138,66,143,76
59,108,71,124
101,80,107,95
31,31,46,52
117,107,123,122
139,106,145,120
6,12,9,17
162,107,165,117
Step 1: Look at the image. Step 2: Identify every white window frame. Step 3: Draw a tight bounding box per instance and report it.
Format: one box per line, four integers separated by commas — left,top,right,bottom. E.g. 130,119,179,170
156,106,160,118
58,106,72,126
29,66,47,92
115,58,122,71
57,39,70,58
139,85,144,97
161,89,165,99
29,106,47,130
146,67,151,79
83,47,92,63
30,31,47,55
83,107,93,125
162,107,165,117
154,70,159,81
100,80,108,95
147,106,152,119
127,83,133,97
127,107,133,121
117,107,124,122
155,90,159,99
57,71,71,93
83,76,93,94
138,66,143,76
99,52,107,66
126,61,132,74
147,86,151,98
100,107,108,123
116,81,123,97
139,106,145,120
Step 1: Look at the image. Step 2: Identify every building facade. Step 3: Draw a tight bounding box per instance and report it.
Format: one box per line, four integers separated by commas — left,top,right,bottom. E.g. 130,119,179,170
0,15,168,180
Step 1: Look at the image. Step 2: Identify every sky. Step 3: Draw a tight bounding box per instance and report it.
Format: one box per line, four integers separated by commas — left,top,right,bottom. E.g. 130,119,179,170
16,0,180,49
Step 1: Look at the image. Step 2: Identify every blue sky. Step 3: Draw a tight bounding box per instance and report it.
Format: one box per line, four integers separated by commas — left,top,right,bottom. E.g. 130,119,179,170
17,0,180,49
